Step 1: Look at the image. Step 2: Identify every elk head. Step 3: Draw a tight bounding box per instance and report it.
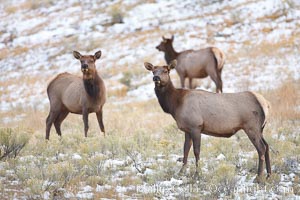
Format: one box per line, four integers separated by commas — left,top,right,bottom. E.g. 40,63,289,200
73,50,102,80
144,60,177,87
156,35,174,52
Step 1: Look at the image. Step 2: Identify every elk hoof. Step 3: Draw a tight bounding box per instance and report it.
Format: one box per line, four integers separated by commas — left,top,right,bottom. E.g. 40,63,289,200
253,175,264,184
177,157,183,162
266,173,271,179
178,165,187,176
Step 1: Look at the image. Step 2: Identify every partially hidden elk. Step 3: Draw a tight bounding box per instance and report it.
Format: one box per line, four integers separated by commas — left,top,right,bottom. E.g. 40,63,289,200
46,51,106,140
156,35,225,93
144,60,271,182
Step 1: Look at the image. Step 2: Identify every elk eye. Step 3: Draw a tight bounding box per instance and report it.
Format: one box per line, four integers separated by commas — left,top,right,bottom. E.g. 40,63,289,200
164,70,168,73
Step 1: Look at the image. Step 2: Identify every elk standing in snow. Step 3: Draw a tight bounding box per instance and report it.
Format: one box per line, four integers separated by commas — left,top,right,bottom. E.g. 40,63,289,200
144,60,271,181
156,35,225,92
46,51,106,140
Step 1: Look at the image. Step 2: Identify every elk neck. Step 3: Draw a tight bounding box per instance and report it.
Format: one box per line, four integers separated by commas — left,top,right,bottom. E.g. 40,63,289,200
155,80,187,116
83,71,102,100
164,44,179,65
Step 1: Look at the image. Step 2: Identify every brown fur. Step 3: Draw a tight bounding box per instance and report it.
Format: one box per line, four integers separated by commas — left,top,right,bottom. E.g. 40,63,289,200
156,35,225,93
145,60,271,181
46,51,106,140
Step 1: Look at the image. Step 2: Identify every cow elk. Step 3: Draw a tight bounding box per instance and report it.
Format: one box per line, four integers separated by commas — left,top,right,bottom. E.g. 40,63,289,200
46,50,106,140
144,60,271,182
156,35,225,93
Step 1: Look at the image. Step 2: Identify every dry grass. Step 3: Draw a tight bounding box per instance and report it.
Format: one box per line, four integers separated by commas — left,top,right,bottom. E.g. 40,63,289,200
228,31,300,63
107,85,128,98
4,0,53,13
264,79,300,122
11,46,30,56
4,6,18,14
0,48,10,60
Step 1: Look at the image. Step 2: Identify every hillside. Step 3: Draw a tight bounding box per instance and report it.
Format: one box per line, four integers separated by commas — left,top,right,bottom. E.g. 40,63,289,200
0,0,300,199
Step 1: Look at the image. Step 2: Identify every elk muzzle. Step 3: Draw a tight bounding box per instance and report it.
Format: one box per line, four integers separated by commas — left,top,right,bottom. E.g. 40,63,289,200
153,76,161,85
156,45,162,51
81,64,89,73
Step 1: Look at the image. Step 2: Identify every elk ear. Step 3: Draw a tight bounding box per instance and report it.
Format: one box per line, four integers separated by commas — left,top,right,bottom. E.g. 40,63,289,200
168,60,177,70
94,51,102,60
144,62,153,71
162,36,166,40
73,51,82,60
171,35,174,41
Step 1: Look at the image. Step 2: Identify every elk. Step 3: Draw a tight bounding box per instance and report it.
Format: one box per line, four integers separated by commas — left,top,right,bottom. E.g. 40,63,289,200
156,35,225,93
144,60,271,182
46,51,106,140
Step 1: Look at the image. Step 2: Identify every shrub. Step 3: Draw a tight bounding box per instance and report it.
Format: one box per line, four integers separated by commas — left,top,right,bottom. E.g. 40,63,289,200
0,128,30,160
206,163,237,198
120,71,132,88
109,4,124,25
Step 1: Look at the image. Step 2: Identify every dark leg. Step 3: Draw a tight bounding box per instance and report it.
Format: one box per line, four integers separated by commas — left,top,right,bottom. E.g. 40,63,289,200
96,109,105,136
209,73,222,93
179,132,192,174
189,78,193,89
82,108,89,137
245,129,266,181
183,132,192,165
46,110,60,140
262,137,271,178
217,72,223,93
54,111,69,136
208,67,223,93
46,114,51,140
191,132,201,174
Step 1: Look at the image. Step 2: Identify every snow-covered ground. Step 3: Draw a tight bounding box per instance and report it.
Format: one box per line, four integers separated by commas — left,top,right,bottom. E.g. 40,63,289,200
1,0,300,199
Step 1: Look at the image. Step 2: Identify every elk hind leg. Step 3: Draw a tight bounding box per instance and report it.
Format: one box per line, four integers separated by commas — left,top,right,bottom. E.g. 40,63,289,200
54,111,69,137
262,137,271,178
189,78,193,89
207,67,223,93
46,110,60,140
245,128,266,182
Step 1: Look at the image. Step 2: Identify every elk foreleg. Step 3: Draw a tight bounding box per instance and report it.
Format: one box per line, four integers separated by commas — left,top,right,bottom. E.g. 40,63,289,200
179,132,192,175
191,131,202,177
82,108,89,137
96,109,105,136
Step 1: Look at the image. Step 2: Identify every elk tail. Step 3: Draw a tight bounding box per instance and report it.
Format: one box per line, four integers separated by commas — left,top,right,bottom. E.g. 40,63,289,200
211,47,225,72
251,92,271,131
